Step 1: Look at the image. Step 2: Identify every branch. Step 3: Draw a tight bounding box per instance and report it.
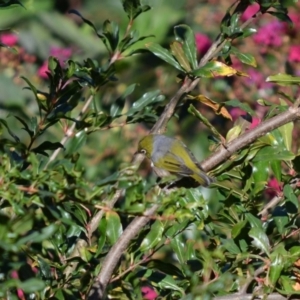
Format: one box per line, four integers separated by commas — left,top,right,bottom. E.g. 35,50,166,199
88,204,159,300
201,106,300,171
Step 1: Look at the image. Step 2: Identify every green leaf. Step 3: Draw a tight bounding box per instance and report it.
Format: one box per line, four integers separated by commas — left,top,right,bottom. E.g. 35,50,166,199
31,141,64,156
121,0,151,20
126,90,164,116
145,42,183,71
240,27,257,38
170,234,185,264
105,212,123,245
221,238,241,254
65,131,87,155
174,24,198,69
157,274,185,295
246,213,263,229
0,0,25,9
226,99,255,115
170,41,191,72
18,279,45,293
270,160,282,182
278,122,293,151
97,218,107,255
252,146,295,162
38,256,52,279
231,220,247,239
230,47,257,67
14,116,34,138
252,160,269,184
140,220,164,252
283,184,298,210
269,251,284,287
110,84,136,117
273,207,288,234
249,227,270,255
0,118,20,143
266,74,300,86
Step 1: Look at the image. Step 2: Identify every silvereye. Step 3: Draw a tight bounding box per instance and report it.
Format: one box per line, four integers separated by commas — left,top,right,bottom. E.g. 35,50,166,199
138,134,213,187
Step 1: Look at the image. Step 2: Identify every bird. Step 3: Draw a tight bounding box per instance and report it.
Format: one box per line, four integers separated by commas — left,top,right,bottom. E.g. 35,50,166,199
138,134,214,187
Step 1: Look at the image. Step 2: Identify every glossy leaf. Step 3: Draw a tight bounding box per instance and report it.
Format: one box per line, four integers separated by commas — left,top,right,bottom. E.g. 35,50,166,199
170,41,191,72
252,146,295,162
174,24,198,69
145,42,183,71
121,0,151,20
106,211,123,245
230,46,257,67
140,220,164,252
278,122,293,152
170,234,186,264
249,227,270,255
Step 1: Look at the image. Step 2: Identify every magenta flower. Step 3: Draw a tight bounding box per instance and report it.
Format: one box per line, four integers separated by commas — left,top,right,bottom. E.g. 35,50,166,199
247,69,273,89
288,45,300,63
230,107,247,121
195,33,211,55
0,33,18,47
288,13,300,30
241,3,260,22
253,21,285,48
38,61,49,79
38,46,72,79
50,46,72,65
248,117,261,129
141,286,158,300
265,178,283,198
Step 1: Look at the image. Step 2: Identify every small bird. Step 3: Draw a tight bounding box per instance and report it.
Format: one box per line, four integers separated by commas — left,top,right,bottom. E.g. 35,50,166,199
138,134,214,187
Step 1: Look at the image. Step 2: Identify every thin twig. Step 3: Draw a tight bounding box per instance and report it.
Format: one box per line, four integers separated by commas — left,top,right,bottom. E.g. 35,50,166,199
44,93,95,169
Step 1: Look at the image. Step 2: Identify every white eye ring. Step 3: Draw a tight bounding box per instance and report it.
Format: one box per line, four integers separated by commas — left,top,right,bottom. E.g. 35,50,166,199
140,149,146,154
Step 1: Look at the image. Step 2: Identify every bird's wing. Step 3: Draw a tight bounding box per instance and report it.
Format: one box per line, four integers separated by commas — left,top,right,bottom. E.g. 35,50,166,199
159,151,193,176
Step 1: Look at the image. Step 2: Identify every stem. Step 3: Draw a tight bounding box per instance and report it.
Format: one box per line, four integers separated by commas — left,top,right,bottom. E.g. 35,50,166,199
43,93,95,169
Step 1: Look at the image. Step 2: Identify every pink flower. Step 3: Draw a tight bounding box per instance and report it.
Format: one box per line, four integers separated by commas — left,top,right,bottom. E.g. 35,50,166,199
249,117,261,129
247,69,273,89
288,13,300,30
0,33,18,47
38,46,72,79
11,270,25,300
265,178,283,198
50,46,72,65
241,3,260,22
141,286,158,300
195,33,211,55
38,61,49,79
253,21,285,47
288,45,300,63
230,107,247,121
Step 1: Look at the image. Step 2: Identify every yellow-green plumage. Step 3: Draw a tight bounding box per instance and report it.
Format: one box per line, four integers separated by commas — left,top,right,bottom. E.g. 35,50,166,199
138,134,213,187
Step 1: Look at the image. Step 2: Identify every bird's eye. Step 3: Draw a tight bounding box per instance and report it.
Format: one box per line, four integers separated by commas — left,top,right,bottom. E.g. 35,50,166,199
140,149,146,154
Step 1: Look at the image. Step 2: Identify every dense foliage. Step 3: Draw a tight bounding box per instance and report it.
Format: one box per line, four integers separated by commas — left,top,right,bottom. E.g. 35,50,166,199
1,0,300,299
